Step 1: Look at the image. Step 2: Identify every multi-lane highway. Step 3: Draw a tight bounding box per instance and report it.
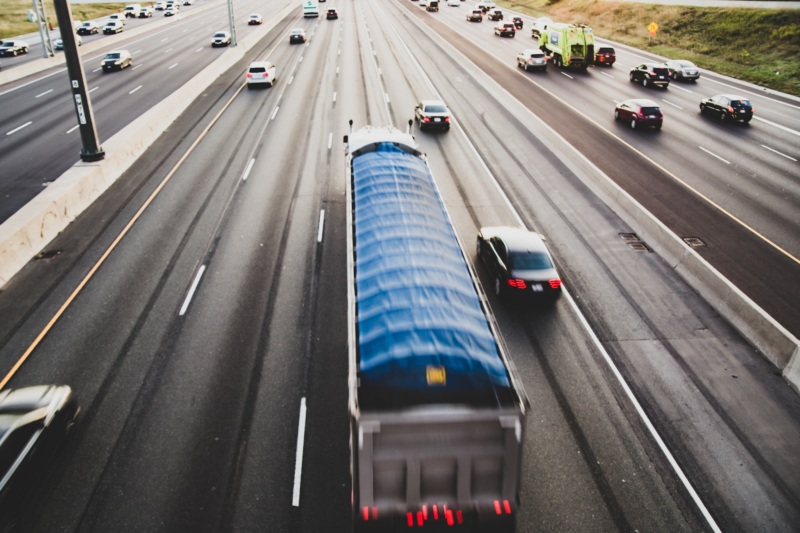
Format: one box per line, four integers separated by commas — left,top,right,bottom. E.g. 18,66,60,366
0,0,799,531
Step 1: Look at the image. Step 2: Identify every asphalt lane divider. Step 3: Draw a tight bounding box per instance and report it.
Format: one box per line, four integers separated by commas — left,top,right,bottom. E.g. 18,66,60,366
0,0,296,291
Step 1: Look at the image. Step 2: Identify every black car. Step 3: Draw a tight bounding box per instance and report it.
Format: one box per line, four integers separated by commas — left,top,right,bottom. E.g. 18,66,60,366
512,16,523,29
700,94,753,123
415,99,451,131
0,385,79,529
326,8,338,18
289,28,307,43
487,9,503,20
615,98,663,130
477,226,562,302
629,62,670,88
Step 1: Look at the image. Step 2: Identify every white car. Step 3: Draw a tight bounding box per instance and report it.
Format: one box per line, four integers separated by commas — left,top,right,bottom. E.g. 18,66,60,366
107,13,126,25
0,40,30,56
154,1,166,9
447,0,460,6
54,35,82,49
164,6,178,16
101,49,132,71
102,20,124,34
138,7,153,17
246,61,277,88
211,31,232,47
530,16,552,38
419,0,428,5
475,0,495,10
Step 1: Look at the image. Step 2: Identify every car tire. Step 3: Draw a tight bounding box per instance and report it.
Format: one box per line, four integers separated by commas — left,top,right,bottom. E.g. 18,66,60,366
629,72,635,82
614,109,619,121
630,118,637,129
643,78,649,87
494,277,502,297
720,111,727,122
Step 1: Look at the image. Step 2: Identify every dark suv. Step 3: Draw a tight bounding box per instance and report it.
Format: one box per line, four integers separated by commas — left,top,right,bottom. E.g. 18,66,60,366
700,94,753,123
629,62,670,88
595,46,615,66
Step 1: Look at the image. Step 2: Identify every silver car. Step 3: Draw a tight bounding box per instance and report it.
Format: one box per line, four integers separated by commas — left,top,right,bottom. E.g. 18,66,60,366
517,48,547,71
664,59,700,81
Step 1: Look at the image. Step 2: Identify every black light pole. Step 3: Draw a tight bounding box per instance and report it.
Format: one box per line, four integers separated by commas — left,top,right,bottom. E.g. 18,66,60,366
52,0,104,162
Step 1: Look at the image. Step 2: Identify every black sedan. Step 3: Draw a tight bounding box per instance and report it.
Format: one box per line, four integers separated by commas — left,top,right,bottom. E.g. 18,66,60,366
0,385,79,529
629,62,670,88
512,16,523,29
700,94,753,123
477,226,562,302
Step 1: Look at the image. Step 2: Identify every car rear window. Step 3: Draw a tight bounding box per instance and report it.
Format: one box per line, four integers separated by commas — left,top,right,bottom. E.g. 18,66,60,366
641,107,661,115
424,105,447,113
598,47,614,54
731,99,752,109
249,67,266,73
511,252,552,270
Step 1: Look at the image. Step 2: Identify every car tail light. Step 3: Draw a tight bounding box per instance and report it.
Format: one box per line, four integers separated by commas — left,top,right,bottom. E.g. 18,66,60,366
423,117,431,122
507,279,527,289
494,499,513,514
246,73,252,78
444,117,450,123
549,279,561,289
727,106,734,113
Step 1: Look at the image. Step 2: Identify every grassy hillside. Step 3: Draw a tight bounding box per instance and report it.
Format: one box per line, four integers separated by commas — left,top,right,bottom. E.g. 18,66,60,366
0,0,127,37
502,0,800,96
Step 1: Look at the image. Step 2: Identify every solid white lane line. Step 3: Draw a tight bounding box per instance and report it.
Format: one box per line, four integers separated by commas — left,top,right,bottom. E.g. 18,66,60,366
6,121,32,135
242,158,255,180
317,210,325,243
179,264,206,316
292,397,308,507
699,146,730,164
35,89,53,98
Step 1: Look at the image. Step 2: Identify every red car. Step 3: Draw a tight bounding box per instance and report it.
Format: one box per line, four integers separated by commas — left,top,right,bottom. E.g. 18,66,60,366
595,46,615,66
614,99,663,130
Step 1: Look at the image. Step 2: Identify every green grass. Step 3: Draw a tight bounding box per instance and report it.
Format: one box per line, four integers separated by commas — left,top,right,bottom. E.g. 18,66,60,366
0,0,127,37
503,0,800,96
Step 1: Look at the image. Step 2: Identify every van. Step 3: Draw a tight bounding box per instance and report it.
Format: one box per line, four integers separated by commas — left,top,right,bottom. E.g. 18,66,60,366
123,4,142,17
302,0,319,17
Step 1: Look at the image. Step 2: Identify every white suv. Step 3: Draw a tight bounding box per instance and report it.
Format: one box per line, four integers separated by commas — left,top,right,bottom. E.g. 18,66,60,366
246,61,277,88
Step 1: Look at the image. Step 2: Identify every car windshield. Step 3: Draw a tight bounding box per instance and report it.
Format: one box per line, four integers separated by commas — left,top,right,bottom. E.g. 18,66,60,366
292,30,303,34
641,107,660,115
214,33,226,38
511,251,552,270
424,105,447,113
106,53,120,59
